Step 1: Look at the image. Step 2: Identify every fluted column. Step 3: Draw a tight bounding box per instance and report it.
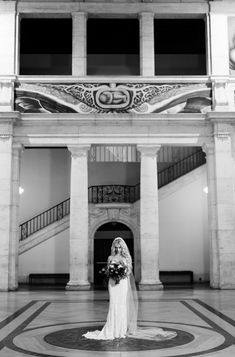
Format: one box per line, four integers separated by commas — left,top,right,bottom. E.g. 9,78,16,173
137,145,163,290
8,143,23,290
202,143,219,288
139,12,155,76
66,145,90,290
72,12,87,76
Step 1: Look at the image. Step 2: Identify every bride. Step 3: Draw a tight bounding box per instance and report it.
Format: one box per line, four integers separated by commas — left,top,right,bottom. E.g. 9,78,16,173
83,237,176,341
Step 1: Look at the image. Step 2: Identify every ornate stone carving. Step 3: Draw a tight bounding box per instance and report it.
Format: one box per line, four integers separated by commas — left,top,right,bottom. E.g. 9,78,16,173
88,204,139,231
108,208,120,221
89,206,106,226
15,81,212,114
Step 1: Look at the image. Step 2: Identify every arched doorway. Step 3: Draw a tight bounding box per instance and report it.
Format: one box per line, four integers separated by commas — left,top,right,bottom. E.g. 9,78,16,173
93,222,134,287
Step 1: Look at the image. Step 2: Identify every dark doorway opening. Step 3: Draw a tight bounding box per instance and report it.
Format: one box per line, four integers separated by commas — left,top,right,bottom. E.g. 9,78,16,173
93,222,134,288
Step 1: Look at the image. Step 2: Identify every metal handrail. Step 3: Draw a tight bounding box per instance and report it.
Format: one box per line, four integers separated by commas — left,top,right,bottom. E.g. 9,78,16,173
158,149,206,188
19,198,70,241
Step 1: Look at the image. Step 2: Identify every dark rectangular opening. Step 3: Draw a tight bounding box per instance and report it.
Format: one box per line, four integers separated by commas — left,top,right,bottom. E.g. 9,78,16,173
154,19,206,75
87,18,140,75
20,18,72,75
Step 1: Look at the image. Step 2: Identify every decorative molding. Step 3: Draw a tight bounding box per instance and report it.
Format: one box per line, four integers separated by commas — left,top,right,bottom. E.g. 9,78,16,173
15,81,212,115
0,133,11,141
88,203,139,230
214,132,231,141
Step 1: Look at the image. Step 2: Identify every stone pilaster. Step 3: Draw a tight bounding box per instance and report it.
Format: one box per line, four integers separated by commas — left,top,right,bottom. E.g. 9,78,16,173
139,12,155,77
0,114,17,291
213,124,235,288
202,143,219,288
0,79,14,112
0,2,16,75
206,122,235,289
137,145,163,290
72,12,87,76
8,143,23,291
66,145,90,290
210,14,229,76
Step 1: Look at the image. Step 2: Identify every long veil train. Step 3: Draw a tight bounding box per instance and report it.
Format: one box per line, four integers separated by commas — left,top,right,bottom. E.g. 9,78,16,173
127,272,176,341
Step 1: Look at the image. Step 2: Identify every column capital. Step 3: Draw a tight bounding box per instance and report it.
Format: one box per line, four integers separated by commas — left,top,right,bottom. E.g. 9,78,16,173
71,11,88,19
12,143,24,152
202,142,214,156
139,12,154,19
0,133,11,142
68,145,90,158
137,145,161,157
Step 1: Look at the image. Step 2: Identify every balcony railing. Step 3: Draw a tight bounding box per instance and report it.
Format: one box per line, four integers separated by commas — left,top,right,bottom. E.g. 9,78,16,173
88,184,140,204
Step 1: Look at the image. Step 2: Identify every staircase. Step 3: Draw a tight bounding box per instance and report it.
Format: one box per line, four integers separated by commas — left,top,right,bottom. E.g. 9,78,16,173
19,148,206,245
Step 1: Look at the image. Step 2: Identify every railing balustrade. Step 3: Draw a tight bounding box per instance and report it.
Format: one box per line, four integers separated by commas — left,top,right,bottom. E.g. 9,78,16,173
88,184,140,204
19,149,206,241
158,149,206,188
20,198,70,241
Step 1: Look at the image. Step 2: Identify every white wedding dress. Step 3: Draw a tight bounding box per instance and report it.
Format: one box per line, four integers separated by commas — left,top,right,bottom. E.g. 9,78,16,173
83,259,176,341
83,275,129,339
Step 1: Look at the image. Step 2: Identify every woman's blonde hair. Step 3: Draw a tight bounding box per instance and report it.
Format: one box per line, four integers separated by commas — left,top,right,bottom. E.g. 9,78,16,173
111,237,132,269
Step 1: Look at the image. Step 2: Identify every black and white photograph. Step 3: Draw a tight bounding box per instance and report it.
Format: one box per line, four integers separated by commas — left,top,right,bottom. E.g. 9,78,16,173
0,0,235,356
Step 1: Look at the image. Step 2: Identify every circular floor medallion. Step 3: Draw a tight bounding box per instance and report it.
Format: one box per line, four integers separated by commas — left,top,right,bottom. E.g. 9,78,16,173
44,325,193,351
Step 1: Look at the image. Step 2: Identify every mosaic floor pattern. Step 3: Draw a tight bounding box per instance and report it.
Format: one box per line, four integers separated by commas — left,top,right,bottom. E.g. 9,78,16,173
0,288,235,356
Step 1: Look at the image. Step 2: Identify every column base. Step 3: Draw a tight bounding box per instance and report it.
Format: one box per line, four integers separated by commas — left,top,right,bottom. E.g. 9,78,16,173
66,281,90,291
138,281,163,290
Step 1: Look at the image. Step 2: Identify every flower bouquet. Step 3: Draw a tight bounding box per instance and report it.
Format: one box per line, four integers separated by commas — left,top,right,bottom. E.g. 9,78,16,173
99,261,128,285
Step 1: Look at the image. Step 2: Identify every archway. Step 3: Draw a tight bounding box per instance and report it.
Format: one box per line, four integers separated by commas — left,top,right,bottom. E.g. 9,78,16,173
93,222,134,287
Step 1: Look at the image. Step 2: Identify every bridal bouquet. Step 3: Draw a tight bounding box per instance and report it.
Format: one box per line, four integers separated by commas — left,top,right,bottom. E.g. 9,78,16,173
100,261,128,285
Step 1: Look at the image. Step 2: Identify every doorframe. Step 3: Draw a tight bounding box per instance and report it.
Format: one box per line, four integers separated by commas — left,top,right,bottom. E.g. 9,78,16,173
89,218,140,284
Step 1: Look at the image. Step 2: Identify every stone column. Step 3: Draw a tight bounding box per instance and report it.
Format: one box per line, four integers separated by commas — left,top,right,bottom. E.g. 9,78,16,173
8,143,23,291
206,122,235,289
66,145,90,290
139,12,155,77
72,12,87,76
202,143,220,288
137,145,163,290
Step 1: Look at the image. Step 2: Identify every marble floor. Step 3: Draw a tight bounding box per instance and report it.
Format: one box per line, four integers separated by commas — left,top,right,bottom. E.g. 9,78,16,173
0,286,235,357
